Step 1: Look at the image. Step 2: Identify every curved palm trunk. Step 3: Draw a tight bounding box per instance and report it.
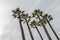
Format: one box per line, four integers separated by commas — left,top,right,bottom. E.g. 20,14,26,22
46,19,60,40
25,19,34,40
18,14,26,40
37,15,52,40
35,25,43,40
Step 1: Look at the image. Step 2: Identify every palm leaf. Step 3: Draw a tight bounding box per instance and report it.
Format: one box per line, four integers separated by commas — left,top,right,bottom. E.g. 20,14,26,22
22,11,25,13
12,10,16,14
12,14,16,18
49,17,53,21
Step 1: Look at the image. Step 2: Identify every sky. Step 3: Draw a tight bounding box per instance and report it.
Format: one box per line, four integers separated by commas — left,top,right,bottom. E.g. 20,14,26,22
0,0,60,40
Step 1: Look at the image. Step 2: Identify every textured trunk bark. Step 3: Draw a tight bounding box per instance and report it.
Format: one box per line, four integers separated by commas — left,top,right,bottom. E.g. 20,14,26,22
25,19,34,40
46,19,60,40
35,26,43,40
37,15,52,40
18,14,26,40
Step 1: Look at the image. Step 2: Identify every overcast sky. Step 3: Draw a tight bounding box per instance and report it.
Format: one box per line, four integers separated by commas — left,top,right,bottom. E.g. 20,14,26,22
0,0,60,40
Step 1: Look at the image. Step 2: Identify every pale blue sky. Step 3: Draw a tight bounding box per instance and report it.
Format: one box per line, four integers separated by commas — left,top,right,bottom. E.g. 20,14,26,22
0,0,60,40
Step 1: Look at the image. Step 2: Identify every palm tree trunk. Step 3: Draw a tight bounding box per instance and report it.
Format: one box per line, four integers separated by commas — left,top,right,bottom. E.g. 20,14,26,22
35,25,43,40
46,19,60,40
37,15,52,40
18,14,26,40
25,19,34,40
42,24,52,40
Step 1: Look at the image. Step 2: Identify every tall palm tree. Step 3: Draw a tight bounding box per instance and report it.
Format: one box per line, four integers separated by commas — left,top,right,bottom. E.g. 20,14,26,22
12,8,25,40
32,9,52,40
30,20,43,40
42,14,60,40
20,13,34,40
36,9,60,40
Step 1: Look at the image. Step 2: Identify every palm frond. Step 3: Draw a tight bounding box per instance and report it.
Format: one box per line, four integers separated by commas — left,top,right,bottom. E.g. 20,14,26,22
12,10,16,14
29,16,31,18
34,9,38,13
49,17,53,21
39,11,43,16
12,14,17,18
22,11,25,13
28,19,31,22
48,15,51,18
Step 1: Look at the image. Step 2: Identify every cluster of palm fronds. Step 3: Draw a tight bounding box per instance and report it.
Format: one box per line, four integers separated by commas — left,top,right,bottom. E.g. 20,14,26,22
12,8,60,40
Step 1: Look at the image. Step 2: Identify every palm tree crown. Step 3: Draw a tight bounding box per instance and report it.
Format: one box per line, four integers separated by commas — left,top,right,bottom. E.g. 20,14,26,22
32,9,52,40
30,20,41,28
12,8,26,40
30,20,43,40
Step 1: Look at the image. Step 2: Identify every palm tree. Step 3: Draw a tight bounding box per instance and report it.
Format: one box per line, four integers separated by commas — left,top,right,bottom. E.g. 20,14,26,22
36,9,60,40
20,13,34,40
32,9,52,40
42,14,60,40
12,8,25,40
30,20,43,40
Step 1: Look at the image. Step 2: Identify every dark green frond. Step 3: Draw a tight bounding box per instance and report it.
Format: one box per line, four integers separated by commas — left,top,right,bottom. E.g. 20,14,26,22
34,9,38,13
38,18,47,25
22,13,25,16
44,14,48,17
30,23,33,26
26,13,28,17
32,13,37,17
32,13,35,17
48,15,51,18
40,11,43,14
12,10,16,14
16,8,19,11
39,11,43,16
29,16,31,18
28,19,31,22
49,17,53,20
37,23,41,26
12,14,17,18
30,20,37,26
48,15,53,21
42,14,48,19
37,9,40,12
22,11,25,13
16,8,21,13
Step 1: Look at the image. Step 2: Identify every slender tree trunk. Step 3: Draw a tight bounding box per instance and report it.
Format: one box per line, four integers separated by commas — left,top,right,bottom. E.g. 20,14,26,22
37,15,52,40
25,19,34,40
42,24,52,40
46,19,60,40
18,14,26,40
35,25,43,40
